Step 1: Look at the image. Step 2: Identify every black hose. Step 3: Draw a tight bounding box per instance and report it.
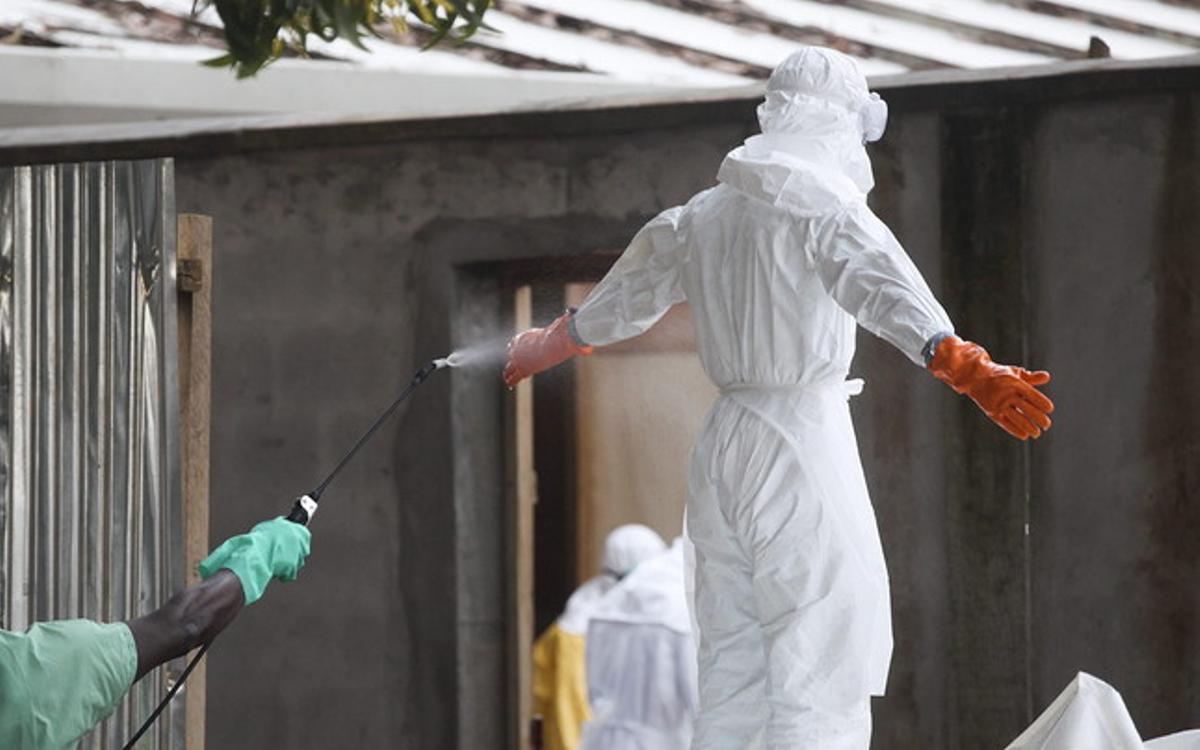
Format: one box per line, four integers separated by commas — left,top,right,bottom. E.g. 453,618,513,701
308,360,441,502
122,641,210,750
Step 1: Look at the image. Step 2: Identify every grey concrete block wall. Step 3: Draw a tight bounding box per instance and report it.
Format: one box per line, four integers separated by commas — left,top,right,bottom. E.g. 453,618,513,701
2,56,1196,749
1025,90,1200,739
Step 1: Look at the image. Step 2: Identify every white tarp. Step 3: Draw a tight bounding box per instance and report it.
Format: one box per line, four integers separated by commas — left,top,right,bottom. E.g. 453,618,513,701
1147,732,1200,750
1007,673,1200,750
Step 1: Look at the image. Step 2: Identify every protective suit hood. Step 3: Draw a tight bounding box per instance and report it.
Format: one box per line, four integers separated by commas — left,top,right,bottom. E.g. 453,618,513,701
602,524,666,578
717,137,867,217
718,46,885,214
591,538,693,635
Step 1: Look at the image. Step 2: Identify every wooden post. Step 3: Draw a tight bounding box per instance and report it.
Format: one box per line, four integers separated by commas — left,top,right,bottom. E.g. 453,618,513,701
176,214,213,750
506,286,535,750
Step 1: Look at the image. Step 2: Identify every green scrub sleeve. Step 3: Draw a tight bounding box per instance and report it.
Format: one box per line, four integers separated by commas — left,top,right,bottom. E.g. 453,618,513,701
0,619,137,749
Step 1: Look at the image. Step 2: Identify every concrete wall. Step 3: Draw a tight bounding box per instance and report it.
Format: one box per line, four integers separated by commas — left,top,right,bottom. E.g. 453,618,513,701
2,56,1195,748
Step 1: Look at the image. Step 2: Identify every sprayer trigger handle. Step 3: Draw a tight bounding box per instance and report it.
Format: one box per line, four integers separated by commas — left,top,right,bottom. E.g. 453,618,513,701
286,494,318,526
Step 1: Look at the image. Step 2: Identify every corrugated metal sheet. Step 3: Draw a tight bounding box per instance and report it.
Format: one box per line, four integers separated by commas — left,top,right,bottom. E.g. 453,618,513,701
0,159,184,749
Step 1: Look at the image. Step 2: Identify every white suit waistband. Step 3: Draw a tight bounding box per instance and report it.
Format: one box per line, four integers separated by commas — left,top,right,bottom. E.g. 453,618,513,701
719,378,864,399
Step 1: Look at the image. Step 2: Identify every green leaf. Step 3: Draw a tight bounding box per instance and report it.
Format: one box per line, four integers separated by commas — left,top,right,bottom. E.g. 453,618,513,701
331,1,366,49
201,53,236,67
206,0,494,76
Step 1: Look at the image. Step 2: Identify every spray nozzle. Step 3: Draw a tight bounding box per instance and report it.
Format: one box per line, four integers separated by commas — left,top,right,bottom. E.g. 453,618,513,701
414,360,440,385
415,357,452,385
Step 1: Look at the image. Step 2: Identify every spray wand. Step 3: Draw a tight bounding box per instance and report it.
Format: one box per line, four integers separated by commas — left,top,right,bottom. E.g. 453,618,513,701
124,358,451,748
284,357,448,526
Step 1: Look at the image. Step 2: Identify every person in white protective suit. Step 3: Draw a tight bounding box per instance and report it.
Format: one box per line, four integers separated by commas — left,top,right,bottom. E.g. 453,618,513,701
1006,672,1200,750
533,525,667,750
579,539,699,750
505,46,1055,748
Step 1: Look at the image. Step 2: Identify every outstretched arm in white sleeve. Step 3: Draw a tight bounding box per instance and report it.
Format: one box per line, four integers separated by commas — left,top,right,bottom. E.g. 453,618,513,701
504,207,685,388
813,202,1055,440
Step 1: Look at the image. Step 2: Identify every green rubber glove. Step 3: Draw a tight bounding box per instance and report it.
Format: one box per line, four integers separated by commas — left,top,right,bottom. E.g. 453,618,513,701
199,517,312,604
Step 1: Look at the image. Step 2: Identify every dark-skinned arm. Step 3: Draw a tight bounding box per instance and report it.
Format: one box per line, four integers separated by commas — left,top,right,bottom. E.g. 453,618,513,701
125,569,244,682
126,516,311,681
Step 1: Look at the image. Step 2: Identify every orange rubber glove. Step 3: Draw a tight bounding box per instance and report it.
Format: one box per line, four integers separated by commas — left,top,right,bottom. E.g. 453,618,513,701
504,312,594,389
928,336,1054,440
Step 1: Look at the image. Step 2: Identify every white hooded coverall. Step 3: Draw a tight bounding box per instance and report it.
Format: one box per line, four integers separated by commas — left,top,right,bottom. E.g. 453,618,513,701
533,525,667,750
570,47,954,749
580,541,699,750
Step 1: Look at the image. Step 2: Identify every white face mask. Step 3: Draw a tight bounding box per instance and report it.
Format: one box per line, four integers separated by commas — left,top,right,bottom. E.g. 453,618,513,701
860,92,889,144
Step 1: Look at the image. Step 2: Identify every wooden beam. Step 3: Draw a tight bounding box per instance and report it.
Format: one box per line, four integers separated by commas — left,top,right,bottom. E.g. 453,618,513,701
505,286,535,750
176,213,213,750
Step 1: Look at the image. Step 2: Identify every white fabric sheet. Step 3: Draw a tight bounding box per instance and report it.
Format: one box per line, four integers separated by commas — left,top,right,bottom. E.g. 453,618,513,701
1009,672,1200,750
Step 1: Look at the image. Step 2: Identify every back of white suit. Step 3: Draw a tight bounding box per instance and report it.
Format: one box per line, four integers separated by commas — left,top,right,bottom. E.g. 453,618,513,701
571,47,956,750
579,541,698,750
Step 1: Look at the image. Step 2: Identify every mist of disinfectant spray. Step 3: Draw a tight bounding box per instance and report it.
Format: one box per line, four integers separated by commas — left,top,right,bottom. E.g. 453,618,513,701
432,335,510,371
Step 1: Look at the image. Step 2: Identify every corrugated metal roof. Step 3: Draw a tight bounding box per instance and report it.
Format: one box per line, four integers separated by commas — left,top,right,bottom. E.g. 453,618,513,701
2,0,1198,85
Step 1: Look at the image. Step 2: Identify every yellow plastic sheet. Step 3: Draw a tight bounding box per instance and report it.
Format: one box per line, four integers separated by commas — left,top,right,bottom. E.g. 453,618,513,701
532,622,590,750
